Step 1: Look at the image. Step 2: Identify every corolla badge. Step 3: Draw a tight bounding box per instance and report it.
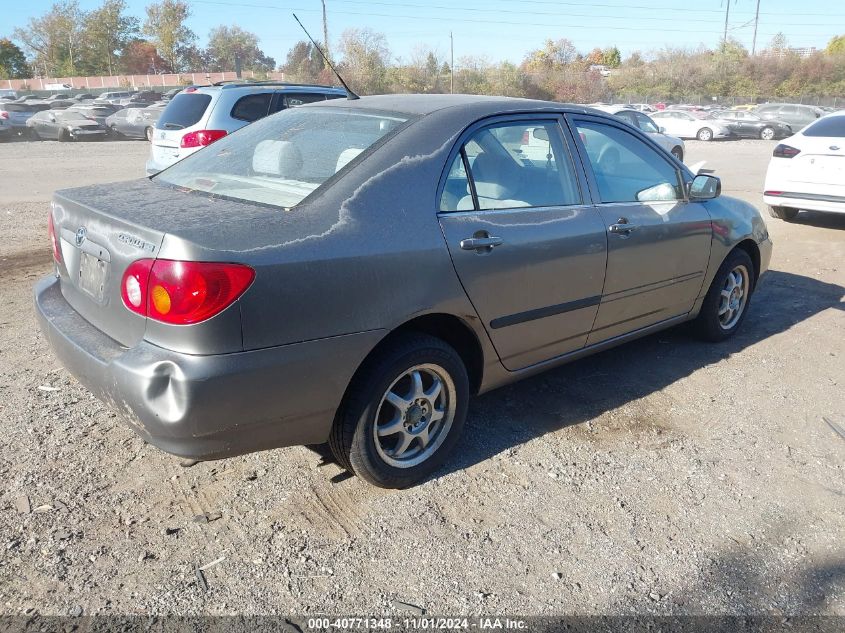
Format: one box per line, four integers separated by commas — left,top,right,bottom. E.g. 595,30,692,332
75,227,87,247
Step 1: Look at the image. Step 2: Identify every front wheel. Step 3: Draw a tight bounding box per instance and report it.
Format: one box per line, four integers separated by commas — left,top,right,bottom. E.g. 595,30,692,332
671,146,684,162
769,206,799,221
760,127,775,140
28,128,41,141
58,128,70,142
329,334,469,488
693,249,755,342
697,127,713,141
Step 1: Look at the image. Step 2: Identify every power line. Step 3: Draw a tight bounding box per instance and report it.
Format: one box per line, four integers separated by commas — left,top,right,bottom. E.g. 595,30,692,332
190,0,839,36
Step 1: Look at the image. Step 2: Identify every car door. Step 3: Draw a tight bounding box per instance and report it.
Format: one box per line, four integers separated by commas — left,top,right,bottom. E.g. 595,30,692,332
566,115,712,344
437,116,608,370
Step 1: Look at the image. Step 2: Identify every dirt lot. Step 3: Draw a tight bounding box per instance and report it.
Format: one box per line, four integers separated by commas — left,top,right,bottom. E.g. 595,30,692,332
0,137,843,618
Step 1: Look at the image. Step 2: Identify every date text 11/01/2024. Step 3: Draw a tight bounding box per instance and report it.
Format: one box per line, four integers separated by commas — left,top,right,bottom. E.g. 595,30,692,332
306,617,528,630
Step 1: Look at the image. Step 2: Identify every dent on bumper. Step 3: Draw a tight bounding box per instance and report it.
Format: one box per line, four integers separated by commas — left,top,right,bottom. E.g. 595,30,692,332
34,275,384,459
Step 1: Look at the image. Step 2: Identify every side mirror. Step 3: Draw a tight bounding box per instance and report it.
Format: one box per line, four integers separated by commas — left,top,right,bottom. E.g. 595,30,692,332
658,126,666,133
689,174,721,200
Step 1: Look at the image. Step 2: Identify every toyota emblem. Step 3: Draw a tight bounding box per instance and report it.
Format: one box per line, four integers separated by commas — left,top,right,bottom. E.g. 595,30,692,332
75,227,87,247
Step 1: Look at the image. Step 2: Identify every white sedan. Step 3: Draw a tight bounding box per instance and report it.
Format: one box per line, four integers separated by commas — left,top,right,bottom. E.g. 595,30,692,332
763,110,845,220
651,110,732,141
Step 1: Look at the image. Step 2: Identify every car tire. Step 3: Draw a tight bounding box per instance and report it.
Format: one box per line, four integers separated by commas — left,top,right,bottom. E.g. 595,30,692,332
693,249,755,342
697,127,713,141
329,333,469,488
28,128,41,141
58,129,70,142
760,127,775,140
145,127,154,142
769,205,799,221
671,146,684,162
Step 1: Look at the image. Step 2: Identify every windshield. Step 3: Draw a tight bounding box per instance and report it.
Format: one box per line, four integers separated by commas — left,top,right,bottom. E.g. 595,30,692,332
155,107,411,208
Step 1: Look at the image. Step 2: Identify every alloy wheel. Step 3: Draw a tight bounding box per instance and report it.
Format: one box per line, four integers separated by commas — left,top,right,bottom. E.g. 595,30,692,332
718,265,750,330
373,363,456,468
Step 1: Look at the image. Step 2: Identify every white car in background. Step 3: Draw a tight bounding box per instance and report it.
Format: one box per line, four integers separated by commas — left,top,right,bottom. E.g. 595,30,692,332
591,106,686,161
763,110,845,220
651,110,732,141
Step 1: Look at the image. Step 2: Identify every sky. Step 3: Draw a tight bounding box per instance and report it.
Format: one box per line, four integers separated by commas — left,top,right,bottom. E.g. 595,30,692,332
3,0,844,67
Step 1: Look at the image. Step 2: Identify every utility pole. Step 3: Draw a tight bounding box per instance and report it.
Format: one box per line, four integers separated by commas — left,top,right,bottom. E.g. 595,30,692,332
722,0,731,45
450,31,454,94
751,0,761,55
322,0,330,64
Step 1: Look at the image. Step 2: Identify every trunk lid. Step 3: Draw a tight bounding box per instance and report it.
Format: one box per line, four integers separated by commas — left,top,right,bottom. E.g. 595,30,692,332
51,179,299,347
53,186,167,348
791,137,845,188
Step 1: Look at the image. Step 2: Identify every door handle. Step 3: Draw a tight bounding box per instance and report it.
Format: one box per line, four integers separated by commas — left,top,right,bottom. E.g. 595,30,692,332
460,235,504,252
608,218,637,235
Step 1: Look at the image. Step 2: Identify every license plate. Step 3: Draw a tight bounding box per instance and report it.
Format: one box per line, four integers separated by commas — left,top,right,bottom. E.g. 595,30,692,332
78,251,108,301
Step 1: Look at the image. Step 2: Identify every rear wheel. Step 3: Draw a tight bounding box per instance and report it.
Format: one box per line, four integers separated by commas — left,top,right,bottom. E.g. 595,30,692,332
693,249,754,342
671,146,684,162
760,127,775,140
329,334,469,488
769,206,799,221
697,127,713,141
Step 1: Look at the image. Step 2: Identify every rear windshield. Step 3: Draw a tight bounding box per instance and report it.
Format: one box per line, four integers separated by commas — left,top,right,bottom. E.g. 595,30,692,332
156,93,212,130
155,107,410,208
802,115,845,138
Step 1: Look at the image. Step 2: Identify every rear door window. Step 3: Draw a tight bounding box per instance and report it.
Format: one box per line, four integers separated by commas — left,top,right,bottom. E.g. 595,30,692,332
157,93,212,129
231,93,272,122
439,120,581,212
284,93,328,107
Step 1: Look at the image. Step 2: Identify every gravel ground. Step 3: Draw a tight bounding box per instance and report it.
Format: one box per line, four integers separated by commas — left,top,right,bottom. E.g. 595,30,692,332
0,137,843,618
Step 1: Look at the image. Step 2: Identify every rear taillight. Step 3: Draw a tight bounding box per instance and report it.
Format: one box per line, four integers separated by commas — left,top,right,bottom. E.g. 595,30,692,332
120,259,254,324
522,130,529,144
773,144,800,158
0,111,8,119
48,213,61,263
180,129,227,148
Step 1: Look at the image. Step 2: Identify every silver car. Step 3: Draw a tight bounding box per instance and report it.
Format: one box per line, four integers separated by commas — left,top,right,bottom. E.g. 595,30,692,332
35,95,772,488
146,82,346,175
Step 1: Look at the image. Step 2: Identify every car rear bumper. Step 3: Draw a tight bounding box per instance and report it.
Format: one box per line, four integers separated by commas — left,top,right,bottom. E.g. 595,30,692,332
763,192,845,214
35,275,384,460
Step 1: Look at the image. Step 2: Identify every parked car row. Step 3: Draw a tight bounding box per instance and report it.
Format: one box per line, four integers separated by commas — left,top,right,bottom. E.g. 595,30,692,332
0,88,177,141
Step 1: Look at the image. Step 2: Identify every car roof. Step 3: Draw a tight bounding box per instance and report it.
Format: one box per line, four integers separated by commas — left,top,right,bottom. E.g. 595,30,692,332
307,93,591,117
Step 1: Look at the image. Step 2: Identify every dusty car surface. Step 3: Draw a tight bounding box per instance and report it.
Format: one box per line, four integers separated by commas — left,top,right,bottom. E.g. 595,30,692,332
35,94,772,488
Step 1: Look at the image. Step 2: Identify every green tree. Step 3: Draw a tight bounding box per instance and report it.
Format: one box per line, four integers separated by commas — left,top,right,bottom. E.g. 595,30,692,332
338,28,391,94
13,1,85,76
143,0,195,72
826,35,845,55
206,25,274,73
602,46,621,68
0,39,29,78
82,0,139,75
280,40,324,82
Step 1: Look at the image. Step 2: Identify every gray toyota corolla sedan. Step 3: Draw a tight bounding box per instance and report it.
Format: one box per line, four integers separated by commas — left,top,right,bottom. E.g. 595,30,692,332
35,94,772,488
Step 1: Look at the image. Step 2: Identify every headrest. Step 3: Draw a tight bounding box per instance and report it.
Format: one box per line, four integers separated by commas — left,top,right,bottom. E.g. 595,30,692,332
252,140,303,178
336,147,364,172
